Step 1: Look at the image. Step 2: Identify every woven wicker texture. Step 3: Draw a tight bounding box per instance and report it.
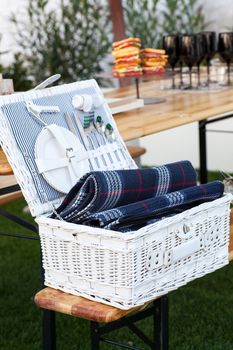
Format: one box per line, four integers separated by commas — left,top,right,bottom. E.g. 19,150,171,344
37,194,231,309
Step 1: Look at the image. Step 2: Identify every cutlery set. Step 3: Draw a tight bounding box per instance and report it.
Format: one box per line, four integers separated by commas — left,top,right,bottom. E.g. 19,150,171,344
64,111,129,171
25,91,135,195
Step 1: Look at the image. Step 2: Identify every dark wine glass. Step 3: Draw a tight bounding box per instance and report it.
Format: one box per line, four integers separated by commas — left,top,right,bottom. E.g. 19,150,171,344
201,31,216,85
218,32,233,85
180,34,198,88
195,33,207,87
163,34,180,89
178,33,185,87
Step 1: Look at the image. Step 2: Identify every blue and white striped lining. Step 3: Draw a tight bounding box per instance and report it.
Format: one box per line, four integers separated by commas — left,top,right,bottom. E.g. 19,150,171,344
1,86,113,204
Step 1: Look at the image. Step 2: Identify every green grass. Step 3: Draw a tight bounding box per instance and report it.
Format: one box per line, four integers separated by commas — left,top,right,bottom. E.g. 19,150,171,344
1,170,233,349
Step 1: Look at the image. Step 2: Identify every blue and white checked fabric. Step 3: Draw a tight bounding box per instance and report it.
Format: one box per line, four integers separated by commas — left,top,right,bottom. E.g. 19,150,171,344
52,160,197,222
83,181,224,231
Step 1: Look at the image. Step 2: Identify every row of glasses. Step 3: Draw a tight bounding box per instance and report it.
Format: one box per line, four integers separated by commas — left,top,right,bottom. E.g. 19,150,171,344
163,32,233,89
163,32,216,89
218,32,233,85
181,32,216,88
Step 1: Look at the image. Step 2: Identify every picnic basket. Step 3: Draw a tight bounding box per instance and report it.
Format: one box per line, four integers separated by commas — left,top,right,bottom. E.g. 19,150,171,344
0,79,231,310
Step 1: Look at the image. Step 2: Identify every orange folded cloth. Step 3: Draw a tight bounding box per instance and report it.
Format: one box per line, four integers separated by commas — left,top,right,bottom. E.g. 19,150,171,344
112,40,168,77
140,48,167,74
112,38,143,77
112,37,141,51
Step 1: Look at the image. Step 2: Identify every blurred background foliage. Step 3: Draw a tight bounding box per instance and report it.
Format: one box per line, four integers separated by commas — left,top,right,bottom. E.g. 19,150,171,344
0,0,207,91
10,0,111,89
123,0,207,47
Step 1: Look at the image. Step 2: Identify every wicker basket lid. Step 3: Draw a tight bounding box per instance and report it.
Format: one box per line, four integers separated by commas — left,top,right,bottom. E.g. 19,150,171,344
0,80,136,217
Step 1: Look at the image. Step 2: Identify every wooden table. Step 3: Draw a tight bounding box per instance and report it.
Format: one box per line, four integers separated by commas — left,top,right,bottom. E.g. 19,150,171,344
1,82,232,191
108,81,233,140
108,81,233,183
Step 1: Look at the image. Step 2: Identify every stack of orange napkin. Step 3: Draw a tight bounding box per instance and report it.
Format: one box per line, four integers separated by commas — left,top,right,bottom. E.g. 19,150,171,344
112,38,143,77
140,48,167,74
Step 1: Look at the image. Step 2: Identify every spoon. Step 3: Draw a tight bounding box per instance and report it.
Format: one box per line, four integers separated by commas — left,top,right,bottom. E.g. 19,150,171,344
104,123,121,162
104,123,129,164
93,116,113,165
83,118,101,168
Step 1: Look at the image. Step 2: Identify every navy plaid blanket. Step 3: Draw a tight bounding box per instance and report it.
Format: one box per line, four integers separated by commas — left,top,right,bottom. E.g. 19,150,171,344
83,181,224,231
52,161,197,222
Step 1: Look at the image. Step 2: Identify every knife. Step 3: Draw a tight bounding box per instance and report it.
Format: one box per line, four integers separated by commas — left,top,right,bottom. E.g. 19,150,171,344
64,112,77,135
73,112,90,151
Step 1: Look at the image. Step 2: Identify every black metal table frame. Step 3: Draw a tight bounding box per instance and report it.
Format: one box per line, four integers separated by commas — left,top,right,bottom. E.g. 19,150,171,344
199,112,233,184
0,185,169,350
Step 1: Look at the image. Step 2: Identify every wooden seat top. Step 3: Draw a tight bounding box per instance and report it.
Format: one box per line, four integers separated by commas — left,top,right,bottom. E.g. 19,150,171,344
34,210,233,323
0,175,23,205
127,145,146,159
34,288,142,323
0,149,13,176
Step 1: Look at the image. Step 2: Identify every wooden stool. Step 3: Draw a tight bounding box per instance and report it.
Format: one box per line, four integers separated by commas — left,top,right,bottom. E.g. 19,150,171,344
0,175,22,205
0,149,13,175
127,146,146,159
35,289,168,350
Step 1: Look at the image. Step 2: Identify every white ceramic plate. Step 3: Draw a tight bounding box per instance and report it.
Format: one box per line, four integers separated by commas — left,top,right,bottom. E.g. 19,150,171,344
35,124,90,193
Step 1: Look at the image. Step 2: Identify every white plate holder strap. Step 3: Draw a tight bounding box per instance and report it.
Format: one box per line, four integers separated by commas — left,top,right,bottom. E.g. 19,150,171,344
25,101,60,126
35,124,88,184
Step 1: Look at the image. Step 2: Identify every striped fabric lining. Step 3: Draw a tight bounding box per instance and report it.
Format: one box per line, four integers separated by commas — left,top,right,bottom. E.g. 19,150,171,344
0,86,119,204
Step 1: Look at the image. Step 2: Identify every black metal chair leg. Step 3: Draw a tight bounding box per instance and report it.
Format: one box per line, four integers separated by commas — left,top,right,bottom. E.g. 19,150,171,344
42,309,56,350
40,251,56,350
199,120,208,184
90,321,100,350
154,296,169,350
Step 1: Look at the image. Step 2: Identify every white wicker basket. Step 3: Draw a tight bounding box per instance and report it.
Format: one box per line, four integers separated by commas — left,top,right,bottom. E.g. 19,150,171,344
36,194,231,309
0,79,231,310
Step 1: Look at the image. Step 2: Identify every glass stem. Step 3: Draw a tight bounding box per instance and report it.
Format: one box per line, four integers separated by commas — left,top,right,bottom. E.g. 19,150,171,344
135,78,140,99
207,61,210,86
227,62,231,86
189,66,192,88
180,62,183,87
197,64,200,87
172,66,175,89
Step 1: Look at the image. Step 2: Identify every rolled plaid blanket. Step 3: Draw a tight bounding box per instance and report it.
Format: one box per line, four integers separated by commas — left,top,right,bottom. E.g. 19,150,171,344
83,181,224,231
52,160,197,222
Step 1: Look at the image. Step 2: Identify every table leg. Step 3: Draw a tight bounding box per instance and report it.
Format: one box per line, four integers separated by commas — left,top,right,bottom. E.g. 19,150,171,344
154,296,169,350
198,120,208,184
135,78,140,99
135,78,166,105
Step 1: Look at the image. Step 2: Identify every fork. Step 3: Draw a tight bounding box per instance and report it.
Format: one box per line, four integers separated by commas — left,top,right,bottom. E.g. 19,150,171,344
64,112,94,170
73,112,100,169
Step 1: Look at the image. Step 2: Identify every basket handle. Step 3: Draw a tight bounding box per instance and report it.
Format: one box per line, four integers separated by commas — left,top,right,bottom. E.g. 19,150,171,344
164,236,200,266
146,235,201,271
33,74,61,90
